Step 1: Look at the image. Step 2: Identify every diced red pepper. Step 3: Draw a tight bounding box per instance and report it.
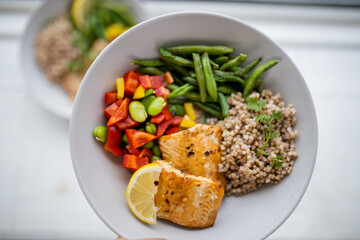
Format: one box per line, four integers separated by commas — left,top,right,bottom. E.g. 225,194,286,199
139,75,152,89
124,71,139,96
116,114,140,130
161,107,172,120
171,116,183,126
125,144,141,157
150,75,166,89
122,154,149,172
150,113,165,124
166,126,179,135
104,125,123,156
125,129,156,149
156,118,173,137
107,98,130,126
155,86,170,100
105,92,117,105
104,102,119,118
139,148,153,159
164,72,174,84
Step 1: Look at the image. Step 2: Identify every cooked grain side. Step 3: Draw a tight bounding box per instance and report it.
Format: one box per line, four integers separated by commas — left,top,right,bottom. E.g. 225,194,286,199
207,90,298,195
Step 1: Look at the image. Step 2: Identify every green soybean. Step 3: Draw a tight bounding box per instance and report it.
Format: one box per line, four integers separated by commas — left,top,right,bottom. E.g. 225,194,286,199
218,92,229,118
131,59,166,67
166,45,234,55
192,53,207,102
136,66,164,76
142,141,154,149
150,155,161,163
145,123,157,135
93,126,107,143
144,89,154,97
159,48,193,67
122,134,129,145
201,52,217,101
243,59,279,98
129,101,147,123
168,104,186,116
141,95,156,112
219,54,247,71
148,97,166,116
167,83,195,99
152,144,162,157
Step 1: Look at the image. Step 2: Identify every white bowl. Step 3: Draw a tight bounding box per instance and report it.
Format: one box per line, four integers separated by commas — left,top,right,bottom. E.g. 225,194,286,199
70,12,318,240
21,0,147,119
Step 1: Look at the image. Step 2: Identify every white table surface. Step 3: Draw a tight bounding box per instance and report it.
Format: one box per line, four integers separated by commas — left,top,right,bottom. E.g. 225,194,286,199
0,1,360,239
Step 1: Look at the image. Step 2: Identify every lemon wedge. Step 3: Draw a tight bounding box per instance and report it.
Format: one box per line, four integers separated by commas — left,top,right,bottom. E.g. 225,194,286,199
71,0,91,29
126,162,163,224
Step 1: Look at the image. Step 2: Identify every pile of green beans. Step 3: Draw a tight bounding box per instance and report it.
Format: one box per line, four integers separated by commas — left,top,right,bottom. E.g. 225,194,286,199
131,45,279,119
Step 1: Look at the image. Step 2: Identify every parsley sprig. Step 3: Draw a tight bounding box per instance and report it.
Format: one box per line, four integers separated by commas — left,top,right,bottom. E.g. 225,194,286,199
246,97,284,168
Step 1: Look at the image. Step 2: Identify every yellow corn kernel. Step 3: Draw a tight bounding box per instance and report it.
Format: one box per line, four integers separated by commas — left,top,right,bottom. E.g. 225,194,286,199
133,85,145,99
104,23,129,42
184,103,197,121
180,114,197,128
116,77,124,99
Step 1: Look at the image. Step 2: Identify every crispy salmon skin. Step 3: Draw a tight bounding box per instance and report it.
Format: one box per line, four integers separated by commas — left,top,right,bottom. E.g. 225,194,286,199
154,161,224,228
158,124,225,184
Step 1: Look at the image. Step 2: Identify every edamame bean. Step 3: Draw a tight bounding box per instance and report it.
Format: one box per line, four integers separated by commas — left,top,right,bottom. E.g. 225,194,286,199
141,95,156,112
129,101,147,123
139,128,145,132
122,134,129,145
142,141,154,149
144,89,154,97
93,126,107,143
150,155,161,163
152,144,162,157
145,123,157,135
147,97,166,116
168,104,186,116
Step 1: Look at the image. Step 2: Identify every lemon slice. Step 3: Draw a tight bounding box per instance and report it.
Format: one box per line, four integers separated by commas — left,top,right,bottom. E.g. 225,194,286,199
126,162,163,224
71,0,91,29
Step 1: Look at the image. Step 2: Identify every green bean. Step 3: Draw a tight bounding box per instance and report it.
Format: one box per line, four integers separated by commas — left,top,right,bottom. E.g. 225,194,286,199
167,83,195,99
168,104,186,116
122,134,129,145
182,76,198,86
147,97,166,116
152,144,162,157
203,112,211,123
233,58,262,77
172,74,185,85
213,70,233,77
166,62,189,77
167,85,217,102
193,102,222,119
214,56,229,65
217,85,237,94
192,53,207,103
131,59,166,67
256,78,263,87
150,155,161,162
142,141,154,149
218,92,229,118
141,95,156,112
205,102,222,112
201,52,218,101
144,89,154,97
93,126,107,143
136,66,164,76
214,74,245,83
243,59,279,98
166,45,234,55
219,54,247,71
209,59,219,69
167,98,187,105
129,101,147,122
145,123,157,135
159,48,193,67
229,66,242,72
189,71,196,78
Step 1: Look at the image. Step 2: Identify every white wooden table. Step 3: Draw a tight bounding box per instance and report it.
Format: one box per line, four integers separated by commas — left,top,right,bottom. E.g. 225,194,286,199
0,1,360,239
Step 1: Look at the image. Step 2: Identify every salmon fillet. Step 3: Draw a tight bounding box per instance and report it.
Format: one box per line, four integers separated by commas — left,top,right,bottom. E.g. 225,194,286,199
154,161,224,228
158,124,225,185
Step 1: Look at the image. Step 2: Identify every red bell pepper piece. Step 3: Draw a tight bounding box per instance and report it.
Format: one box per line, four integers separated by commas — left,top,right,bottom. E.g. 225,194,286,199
104,92,117,105
171,116,183,126
155,86,170,100
150,113,165,124
125,144,141,157
156,118,173,137
150,75,166,89
125,129,156,149
107,98,130,126
164,72,174,84
104,125,123,156
104,102,119,118
166,126,179,135
124,71,139,96
116,114,140,130
139,75,152,89
139,148,153,159
161,107,172,120
122,154,149,172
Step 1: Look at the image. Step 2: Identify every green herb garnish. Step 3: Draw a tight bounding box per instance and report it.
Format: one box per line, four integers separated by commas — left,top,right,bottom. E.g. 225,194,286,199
246,97,284,168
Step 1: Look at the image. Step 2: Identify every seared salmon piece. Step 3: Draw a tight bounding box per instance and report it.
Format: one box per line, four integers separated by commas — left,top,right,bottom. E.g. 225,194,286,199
158,124,225,184
154,161,224,228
